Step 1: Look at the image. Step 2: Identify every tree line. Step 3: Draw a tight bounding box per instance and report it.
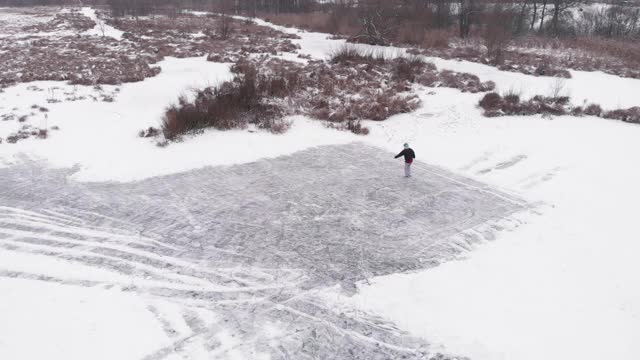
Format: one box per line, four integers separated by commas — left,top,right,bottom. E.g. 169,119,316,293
2,0,638,40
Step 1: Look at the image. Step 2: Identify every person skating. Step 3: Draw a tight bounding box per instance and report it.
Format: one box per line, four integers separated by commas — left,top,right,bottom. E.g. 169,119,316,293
394,143,416,177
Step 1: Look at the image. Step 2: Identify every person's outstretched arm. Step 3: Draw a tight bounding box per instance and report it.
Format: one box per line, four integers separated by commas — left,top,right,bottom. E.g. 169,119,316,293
395,149,406,159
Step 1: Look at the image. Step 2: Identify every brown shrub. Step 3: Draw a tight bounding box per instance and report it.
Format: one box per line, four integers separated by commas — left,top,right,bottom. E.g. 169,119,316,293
479,92,571,117
329,44,387,65
139,127,161,138
479,92,503,113
571,106,584,116
5,125,42,144
584,104,603,116
603,107,640,124
502,89,521,104
480,90,640,126
161,61,296,140
421,28,455,49
392,56,427,82
326,120,370,135
420,69,495,93
534,61,572,78
268,118,292,134
483,7,514,65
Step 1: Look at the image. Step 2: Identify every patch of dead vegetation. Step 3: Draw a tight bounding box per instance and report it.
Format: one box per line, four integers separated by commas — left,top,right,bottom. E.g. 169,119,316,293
157,47,497,140
514,36,640,79
409,40,572,79
160,61,290,140
4,124,52,144
393,33,640,80
112,13,300,61
261,11,638,80
479,92,571,117
0,10,300,88
479,92,640,125
22,9,95,33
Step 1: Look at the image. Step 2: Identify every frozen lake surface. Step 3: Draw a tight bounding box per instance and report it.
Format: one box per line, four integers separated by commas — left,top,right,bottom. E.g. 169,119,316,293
0,143,527,359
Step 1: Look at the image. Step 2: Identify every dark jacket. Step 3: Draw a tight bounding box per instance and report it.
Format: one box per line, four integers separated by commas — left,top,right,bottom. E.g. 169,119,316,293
395,148,416,163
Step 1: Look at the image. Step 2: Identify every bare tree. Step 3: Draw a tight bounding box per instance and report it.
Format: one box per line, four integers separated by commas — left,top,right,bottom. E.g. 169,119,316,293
484,5,514,64
353,3,396,45
458,0,475,38
218,13,231,39
539,0,549,32
550,0,579,34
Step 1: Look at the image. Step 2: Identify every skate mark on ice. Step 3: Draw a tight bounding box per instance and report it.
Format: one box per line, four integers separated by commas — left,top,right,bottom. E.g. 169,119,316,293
0,143,530,359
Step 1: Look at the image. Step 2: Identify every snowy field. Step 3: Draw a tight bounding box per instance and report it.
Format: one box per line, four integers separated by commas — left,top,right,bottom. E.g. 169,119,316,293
1,6,640,360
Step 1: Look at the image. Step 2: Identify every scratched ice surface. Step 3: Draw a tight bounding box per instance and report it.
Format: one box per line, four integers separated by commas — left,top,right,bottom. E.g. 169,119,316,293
0,143,527,359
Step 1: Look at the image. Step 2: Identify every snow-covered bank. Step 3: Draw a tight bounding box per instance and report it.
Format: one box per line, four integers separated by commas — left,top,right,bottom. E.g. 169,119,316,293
80,7,123,39
0,55,357,182
423,57,640,109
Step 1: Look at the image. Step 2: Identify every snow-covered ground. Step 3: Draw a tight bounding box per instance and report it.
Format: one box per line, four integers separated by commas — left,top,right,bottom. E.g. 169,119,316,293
350,100,640,360
1,7,640,360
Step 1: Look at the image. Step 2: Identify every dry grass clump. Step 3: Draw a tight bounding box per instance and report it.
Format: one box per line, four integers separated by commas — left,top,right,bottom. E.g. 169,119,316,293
301,60,421,122
416,69,496,93
329,44,388,65
479,92,640,125
325,120,370,135
5,124,48,144
160,61,292,140
602,107,640,124
331,45,494,93
392,56,429,82
583,103,603,116
479,91,571,117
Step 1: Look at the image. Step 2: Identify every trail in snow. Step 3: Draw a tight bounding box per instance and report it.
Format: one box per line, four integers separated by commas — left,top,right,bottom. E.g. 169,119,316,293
80,7,123,39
